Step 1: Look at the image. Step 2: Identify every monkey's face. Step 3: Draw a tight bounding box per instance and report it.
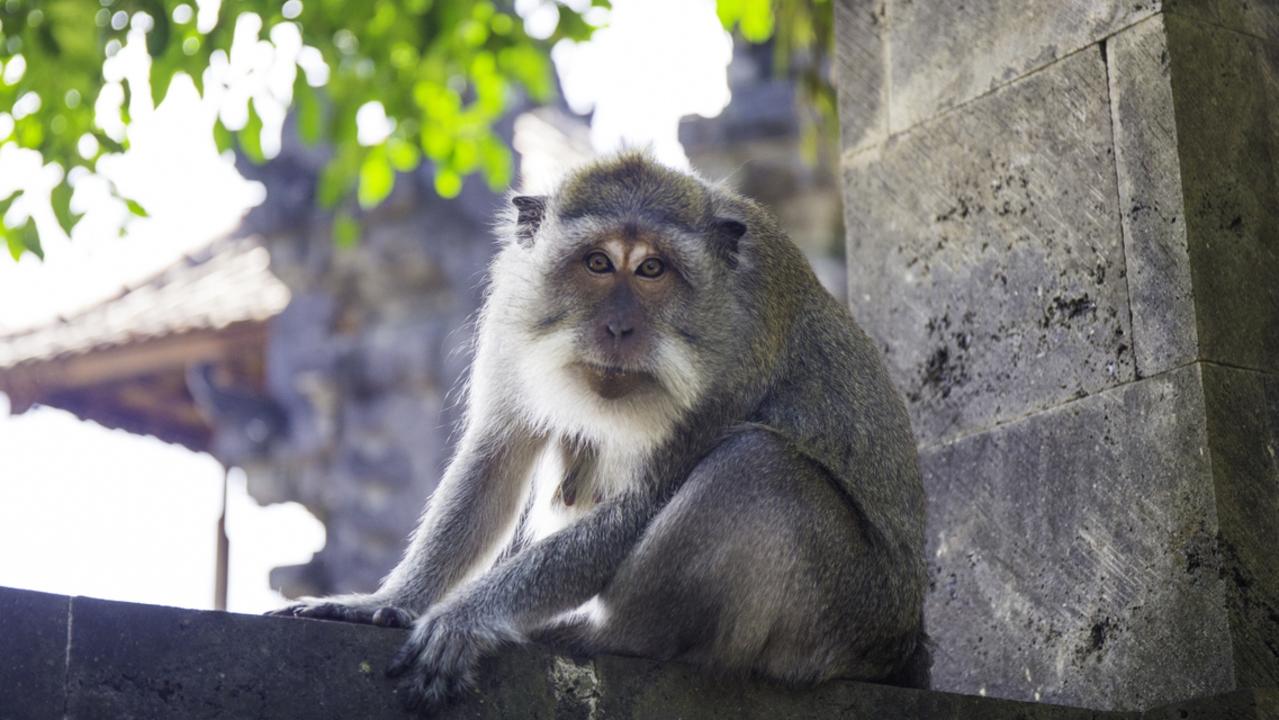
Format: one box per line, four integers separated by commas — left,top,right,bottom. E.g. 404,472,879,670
541,219,712,404
495,214,736,446
563,224,679,399
493,156,753,447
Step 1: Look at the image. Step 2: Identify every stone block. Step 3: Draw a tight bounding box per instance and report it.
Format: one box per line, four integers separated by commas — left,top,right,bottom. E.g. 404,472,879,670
590,654,1118,719
1202,363,1279,688
1165,0,1279,41
843,47,1134,445
834,0,888,155
921,364,1235,710
886,0,1157,132
0,586,1134,719
1107,15,1198,376
0,587,68,720
1165,15,1279,374
1144,688,1279,720
64,597,416,719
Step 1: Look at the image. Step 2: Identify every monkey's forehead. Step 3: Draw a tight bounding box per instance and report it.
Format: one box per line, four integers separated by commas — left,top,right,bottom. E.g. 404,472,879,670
555,155,709,230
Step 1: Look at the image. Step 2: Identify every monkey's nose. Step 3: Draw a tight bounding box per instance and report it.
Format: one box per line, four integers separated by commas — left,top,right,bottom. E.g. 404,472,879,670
606,321,634,340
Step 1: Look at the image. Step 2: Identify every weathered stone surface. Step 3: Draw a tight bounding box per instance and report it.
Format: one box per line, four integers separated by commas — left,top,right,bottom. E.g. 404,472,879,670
13,585,1279,716
1165,0,1279,41
843,47,1134,445
921,364,1235,710
0,587,68,720
1107,15,1198,376
1202,363,1279,688
2,586,1153,719
1166,15,1279,375
886,0,1158,132
834,0,888,155
65,596,415,719
591,654,1122,719
1144,688,1279,720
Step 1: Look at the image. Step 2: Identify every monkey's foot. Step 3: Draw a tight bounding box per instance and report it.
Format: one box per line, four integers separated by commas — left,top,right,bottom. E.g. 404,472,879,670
265,600,415,628
386,607,516,714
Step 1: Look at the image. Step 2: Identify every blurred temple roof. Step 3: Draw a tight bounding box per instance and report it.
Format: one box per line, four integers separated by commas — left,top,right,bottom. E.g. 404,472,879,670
0,236,289,451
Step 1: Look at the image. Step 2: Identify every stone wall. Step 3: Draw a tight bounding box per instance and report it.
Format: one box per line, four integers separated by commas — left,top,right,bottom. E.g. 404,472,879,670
835,0,1278,711
7,584,1276,719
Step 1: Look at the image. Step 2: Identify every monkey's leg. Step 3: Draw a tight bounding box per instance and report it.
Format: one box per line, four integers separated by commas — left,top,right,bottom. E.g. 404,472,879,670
560,430,924,685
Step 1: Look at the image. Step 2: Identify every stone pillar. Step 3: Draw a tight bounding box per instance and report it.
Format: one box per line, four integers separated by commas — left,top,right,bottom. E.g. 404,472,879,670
834,1,1279,711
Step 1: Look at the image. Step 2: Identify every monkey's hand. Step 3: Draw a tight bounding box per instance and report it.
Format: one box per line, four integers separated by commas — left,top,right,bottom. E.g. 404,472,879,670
386,600,518,714
265,594,416,629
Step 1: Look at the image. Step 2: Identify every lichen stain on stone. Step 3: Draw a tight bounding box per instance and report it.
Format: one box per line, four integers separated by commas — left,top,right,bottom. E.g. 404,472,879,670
358,660,373,675
909,311,975,403
548,656,600,719
1074,614,1120,666
1040,294,1098,329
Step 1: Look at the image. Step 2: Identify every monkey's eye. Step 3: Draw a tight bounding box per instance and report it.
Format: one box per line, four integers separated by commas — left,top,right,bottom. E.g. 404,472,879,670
636,257,665,279
585,251,614,274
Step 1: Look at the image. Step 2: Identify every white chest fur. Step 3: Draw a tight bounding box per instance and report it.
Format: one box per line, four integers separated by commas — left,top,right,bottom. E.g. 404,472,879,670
521,437,646,543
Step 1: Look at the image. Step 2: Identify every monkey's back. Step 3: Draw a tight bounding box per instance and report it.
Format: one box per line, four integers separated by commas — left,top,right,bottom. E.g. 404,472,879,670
735,219,927,661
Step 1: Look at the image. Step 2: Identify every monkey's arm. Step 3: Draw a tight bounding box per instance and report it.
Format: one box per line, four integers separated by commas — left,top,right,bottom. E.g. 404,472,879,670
269,422,541,625
386,487,660,709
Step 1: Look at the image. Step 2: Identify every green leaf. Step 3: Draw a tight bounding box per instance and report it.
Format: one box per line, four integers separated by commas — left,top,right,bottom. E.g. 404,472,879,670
0,190,20,216
125,198,150,217
420,123,451,161
295,81,324,144
146,4,172,59
434,167,462,198
50,181,81,235
212,120,234,154
150,59,174,106
333,211,360,248
20,219,43,259
387,138,419,172
317,145,359,207
3,228,23,262
238,104,266,163
4,217,44,260
478,135,512,189
358,145,394,209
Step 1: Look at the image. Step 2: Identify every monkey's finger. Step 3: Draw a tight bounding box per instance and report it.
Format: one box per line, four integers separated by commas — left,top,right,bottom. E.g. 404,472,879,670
372,606,414,628
432,637,467,678
385,647,419,678
387,630,431,678
420,629,453,670
294,602,368,623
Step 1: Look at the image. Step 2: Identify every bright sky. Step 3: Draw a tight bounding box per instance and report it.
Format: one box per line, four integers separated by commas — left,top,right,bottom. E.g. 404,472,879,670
0,0,731,613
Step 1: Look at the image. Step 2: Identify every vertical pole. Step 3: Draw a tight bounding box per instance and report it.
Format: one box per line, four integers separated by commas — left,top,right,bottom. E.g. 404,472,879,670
214,467,230,611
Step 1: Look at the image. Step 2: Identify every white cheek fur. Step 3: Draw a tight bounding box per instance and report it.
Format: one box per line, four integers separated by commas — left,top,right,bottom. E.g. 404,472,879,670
508,326,703,452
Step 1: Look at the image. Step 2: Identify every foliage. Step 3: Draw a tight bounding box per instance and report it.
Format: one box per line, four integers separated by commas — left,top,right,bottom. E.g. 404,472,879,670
0,0,604,259
718,0,836,164
0,0,833,262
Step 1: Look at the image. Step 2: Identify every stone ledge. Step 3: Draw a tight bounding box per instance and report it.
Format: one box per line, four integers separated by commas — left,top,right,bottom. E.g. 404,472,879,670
0,585,1270,719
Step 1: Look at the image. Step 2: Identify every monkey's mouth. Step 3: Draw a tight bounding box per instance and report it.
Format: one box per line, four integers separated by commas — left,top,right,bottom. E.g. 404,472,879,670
573,362,657,400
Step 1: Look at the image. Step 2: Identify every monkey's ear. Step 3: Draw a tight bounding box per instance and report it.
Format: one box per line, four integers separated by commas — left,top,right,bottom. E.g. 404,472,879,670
710,218,747,268
512,195,547,247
